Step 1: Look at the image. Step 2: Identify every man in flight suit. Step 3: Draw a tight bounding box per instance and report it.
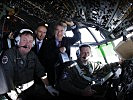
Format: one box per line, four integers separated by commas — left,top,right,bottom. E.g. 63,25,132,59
58,44,121,97
1,29,59,100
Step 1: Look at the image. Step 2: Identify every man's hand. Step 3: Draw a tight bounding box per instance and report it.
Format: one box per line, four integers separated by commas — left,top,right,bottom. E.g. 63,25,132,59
7,90,18,100
82,86,96,96
65,21,74,27
45,85,59,96
59,47,66,53
8,32,14,39
126,81,133,92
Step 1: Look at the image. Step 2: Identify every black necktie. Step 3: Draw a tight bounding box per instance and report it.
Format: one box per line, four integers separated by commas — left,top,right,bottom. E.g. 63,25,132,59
37,41,41,53
58,41,61,47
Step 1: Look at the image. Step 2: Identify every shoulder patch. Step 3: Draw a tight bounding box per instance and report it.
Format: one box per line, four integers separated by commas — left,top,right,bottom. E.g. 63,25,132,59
2,56,8,64
62,71,69,79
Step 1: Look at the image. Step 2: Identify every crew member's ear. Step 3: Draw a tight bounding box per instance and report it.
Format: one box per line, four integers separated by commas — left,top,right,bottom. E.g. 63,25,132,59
35,30,37,34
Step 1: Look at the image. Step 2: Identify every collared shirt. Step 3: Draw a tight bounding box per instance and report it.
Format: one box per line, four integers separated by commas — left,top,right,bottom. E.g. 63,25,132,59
55,39,61,47
36,38,43,50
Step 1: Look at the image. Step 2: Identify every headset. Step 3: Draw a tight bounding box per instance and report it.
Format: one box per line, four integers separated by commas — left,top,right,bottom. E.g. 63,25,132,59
76,44,93,58
15,29,35,47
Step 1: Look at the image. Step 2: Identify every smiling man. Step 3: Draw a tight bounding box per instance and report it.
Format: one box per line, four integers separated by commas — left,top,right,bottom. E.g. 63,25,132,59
33,25,47,54
1,29,59,100
39,20,81,87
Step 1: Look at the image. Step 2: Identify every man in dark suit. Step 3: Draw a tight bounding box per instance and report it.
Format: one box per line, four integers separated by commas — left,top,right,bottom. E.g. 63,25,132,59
32,24,60,96
39,20,81,87
32,24,47,55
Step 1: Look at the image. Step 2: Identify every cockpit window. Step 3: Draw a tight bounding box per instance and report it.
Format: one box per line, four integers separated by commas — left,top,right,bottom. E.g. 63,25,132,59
88,27,105,42
66,27,105,44
79,28,95,43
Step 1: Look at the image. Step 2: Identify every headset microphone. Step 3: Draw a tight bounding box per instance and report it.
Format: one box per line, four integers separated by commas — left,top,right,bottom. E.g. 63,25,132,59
82,56,90,60
19,45,28,48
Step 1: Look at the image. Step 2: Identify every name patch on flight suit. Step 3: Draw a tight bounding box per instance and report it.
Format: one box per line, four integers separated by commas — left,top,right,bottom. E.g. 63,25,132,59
2,56,8,64
14,58,24,65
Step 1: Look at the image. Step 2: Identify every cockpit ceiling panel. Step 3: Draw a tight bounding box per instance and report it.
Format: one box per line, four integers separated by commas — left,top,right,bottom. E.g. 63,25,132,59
1,0,133,39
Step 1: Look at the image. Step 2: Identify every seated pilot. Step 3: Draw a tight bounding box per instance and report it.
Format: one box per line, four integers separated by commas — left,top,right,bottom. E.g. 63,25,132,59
57,44,121,98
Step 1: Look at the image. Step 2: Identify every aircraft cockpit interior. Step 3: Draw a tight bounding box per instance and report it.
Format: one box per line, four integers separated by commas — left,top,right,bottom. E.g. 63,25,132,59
0,0,133,100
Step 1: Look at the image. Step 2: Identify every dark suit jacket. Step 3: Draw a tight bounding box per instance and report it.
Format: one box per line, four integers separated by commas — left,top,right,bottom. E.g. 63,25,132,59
32,38,47,62
31,39,47,85
39,25,81,85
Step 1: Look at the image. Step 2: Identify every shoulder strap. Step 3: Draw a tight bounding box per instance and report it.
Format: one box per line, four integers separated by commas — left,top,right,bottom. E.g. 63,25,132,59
74,61,92,82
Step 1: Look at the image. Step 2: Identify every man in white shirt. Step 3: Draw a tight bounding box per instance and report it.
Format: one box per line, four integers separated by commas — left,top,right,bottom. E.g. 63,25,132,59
33,24,47,54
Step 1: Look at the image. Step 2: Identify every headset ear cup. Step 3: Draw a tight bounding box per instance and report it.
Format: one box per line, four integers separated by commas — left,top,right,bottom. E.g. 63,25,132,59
15,36,20,46
76,49,80,58
15,34,35,47
32,40,35,47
